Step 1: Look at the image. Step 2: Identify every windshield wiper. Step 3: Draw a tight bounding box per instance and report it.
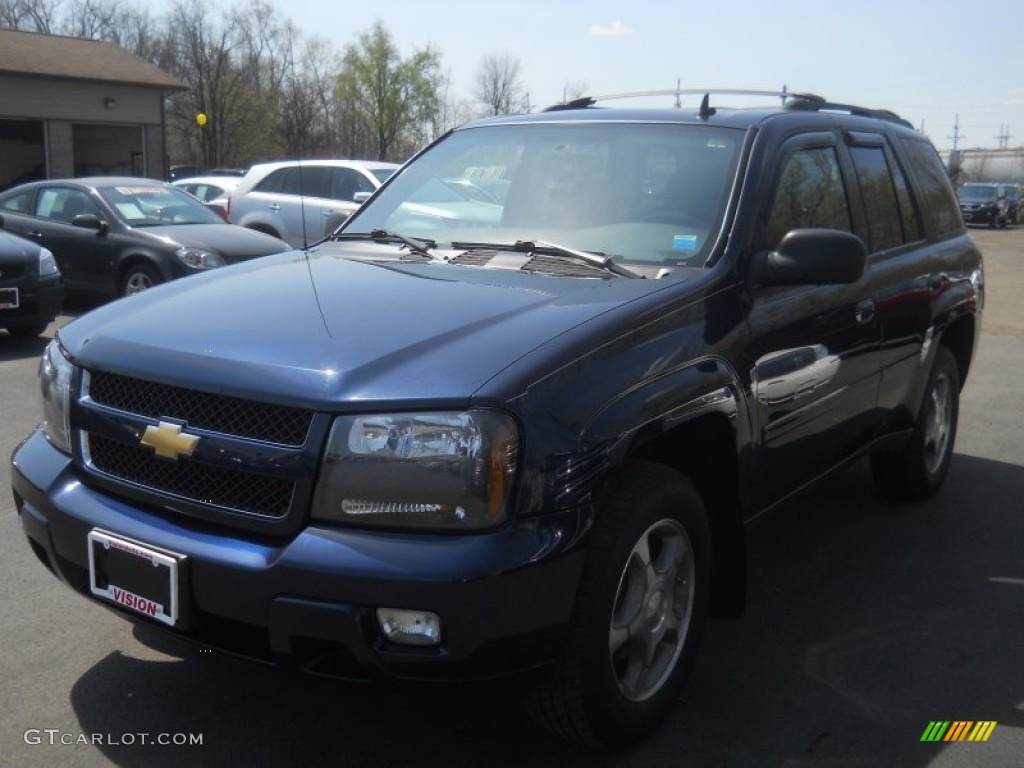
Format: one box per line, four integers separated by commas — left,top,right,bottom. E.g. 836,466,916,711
513,239,642,279
329,229,435,258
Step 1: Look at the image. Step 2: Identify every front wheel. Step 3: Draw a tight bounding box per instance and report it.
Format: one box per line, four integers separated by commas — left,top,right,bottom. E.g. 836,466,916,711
871,345,960,500
527,460,711,748
120,263,162,296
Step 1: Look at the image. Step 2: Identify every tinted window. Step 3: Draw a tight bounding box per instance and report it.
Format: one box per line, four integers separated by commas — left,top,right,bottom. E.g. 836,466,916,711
850,145,904,252
767,146,851,246
899,137,961,237
330,168,375,201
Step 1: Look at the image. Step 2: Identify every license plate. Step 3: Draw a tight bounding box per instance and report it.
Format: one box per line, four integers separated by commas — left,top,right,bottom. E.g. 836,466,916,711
87,530,182,627
0,287,17,309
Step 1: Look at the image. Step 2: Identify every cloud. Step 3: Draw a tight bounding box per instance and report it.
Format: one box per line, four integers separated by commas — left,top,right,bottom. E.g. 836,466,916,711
588,20,632,38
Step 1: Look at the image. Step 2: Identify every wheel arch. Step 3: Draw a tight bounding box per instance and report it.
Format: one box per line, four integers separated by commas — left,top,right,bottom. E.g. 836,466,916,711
116,254,166,286
629,411,747,619
939,312,977,390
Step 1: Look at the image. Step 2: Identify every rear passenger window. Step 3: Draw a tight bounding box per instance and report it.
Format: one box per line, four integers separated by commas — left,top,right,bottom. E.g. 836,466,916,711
899,138,961,237
767,146,851,246
849,144,922,251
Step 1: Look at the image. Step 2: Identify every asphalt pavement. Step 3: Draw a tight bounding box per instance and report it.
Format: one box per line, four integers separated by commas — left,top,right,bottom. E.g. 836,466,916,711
1,228,1021,767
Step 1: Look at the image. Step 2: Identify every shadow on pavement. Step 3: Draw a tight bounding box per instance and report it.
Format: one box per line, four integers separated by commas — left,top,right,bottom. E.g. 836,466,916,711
67,454,1024,767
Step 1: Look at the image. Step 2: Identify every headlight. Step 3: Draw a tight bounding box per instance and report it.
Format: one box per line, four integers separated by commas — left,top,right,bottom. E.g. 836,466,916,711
39,339,74,453
312,410,519,531
37,247,58,276
175,247,225,269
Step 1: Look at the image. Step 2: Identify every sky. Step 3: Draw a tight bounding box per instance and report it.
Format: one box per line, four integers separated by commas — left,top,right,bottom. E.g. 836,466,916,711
153,0,1022,151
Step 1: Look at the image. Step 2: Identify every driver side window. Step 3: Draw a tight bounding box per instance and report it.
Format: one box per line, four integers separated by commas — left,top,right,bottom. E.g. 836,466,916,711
766,146,851,247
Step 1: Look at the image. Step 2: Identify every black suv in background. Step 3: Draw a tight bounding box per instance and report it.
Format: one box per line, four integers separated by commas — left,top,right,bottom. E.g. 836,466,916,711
957,181,1009,227
998,182,1022,224
12,90,983,749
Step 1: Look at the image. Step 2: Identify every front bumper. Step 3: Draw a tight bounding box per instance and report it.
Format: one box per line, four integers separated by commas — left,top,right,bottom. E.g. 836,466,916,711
959,204,999,224
12,429,585,682
0,274,62,330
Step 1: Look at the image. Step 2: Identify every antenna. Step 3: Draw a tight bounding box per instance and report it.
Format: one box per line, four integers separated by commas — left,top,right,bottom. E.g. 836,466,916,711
298,159,308,250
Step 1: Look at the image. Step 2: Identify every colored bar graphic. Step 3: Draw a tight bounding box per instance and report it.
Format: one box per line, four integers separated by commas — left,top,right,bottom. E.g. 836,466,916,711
921,720,997,742
945,721,972,741
968,722,997,742
921,721,950,742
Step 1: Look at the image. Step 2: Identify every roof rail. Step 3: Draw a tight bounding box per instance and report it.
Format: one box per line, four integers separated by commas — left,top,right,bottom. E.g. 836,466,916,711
542,90,913,129
543,88,824,112
784,98,913,129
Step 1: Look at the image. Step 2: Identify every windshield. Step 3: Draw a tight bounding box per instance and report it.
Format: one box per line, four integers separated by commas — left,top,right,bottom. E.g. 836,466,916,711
98,184,225,227
343,122,743,267
958,185,997,201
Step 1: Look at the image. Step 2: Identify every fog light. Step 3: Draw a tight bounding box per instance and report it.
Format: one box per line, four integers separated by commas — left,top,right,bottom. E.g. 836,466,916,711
376,608,442,647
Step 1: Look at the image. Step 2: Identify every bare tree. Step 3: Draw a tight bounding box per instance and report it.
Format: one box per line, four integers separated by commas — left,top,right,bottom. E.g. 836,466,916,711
63,0,122,39
0,0,61,32
475,54,528,116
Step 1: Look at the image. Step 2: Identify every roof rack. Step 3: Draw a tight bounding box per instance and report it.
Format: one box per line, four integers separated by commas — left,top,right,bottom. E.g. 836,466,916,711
543,88,912,128
544,88,824,112
783,98,913,128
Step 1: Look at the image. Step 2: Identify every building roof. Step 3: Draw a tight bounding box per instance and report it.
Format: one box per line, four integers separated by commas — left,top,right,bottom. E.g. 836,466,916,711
0,28,186,90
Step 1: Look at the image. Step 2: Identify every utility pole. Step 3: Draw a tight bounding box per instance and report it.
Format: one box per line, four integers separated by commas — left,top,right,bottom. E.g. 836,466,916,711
674,78,681,109
995,125,1012,149
948,114,964,152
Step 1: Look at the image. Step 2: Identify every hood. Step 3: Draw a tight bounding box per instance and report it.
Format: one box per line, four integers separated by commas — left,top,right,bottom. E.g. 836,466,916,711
133,223,288,261
58,245,680,409
0,229,39,264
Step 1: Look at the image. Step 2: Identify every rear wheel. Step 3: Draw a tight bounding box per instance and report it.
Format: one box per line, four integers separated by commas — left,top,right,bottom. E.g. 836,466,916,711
871,345,959,500
527,460,711,748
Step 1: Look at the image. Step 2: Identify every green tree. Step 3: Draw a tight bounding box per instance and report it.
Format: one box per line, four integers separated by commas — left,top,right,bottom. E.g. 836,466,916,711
335,22,441,161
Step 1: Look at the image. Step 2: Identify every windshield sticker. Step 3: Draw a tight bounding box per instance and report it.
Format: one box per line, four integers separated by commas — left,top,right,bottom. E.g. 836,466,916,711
115,203,146,220
115,187,171,196
672,235,698,251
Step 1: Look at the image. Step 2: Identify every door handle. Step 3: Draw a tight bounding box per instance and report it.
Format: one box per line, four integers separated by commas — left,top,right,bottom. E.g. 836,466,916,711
27,231,43,239
855,299,876,325
267,204,281,213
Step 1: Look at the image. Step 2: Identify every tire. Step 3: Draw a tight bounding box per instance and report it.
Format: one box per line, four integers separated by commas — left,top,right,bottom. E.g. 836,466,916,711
5,323,48,339
871,345,959,500
527,460,711,749
120,263,162,296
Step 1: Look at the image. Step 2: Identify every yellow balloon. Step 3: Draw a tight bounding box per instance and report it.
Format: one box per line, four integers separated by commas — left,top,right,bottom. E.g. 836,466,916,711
196,113,207,126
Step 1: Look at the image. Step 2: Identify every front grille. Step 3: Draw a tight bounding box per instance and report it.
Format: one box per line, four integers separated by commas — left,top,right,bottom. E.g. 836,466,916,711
88,433,294,518
0,263,27,280
88,371,313,446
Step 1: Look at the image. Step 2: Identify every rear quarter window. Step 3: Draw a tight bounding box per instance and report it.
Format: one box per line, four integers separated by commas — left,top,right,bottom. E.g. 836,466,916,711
899,137,962,238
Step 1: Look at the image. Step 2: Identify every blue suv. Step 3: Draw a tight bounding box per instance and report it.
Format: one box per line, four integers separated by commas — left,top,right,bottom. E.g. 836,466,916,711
12,90,983,748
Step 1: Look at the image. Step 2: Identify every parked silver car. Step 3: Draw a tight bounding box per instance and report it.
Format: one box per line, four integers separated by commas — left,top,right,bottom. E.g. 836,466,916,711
226,159,399,247
172,175,243,220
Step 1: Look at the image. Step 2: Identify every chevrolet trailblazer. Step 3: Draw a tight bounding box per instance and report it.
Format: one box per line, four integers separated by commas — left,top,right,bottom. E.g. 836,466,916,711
12,90,983,748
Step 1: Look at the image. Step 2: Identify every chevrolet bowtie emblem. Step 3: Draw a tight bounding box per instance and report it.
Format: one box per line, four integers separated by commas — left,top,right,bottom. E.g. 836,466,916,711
140,421,199,460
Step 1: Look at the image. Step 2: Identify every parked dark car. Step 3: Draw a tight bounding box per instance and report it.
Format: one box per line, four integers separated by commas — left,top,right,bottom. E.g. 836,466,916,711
997,182,1022,224
11,91,983,748
0,177,289,297
0,221,62,337
956,182,1008,227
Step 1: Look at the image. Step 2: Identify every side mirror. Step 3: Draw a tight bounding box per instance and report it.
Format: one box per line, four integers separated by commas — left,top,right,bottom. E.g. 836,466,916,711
751,229,866,286
72,213,108,234
353,191,372,204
